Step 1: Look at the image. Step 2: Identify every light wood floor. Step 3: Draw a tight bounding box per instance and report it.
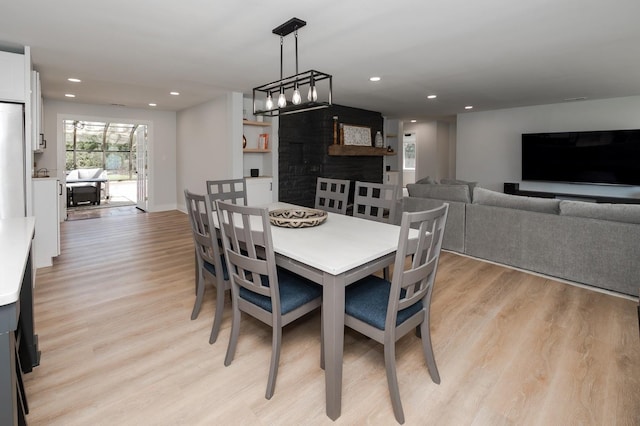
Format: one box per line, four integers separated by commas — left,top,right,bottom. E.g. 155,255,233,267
25,210,640,425
66,204,142,221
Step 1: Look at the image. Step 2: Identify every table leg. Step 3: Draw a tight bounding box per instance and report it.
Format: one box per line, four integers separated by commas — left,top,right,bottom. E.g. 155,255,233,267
323,272,345,420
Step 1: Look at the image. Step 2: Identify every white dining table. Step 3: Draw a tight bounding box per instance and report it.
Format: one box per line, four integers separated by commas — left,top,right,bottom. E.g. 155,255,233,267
265,202,405,420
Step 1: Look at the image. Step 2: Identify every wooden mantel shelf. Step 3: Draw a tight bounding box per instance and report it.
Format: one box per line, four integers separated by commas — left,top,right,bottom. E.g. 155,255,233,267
328,145,396,157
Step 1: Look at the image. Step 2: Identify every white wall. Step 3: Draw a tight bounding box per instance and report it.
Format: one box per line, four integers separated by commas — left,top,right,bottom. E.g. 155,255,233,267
403,121,454,183
437,121,450,179
176,92,242,211
42,100,177,212
448,123,457,178
457,96,640,199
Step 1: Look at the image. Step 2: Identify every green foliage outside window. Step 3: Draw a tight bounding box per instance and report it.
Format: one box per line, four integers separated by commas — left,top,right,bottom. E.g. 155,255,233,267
65,120,143,180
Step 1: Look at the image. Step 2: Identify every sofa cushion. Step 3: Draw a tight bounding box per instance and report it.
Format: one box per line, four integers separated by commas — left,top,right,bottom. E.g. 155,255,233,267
407,183,471,203
78,168,105,179
473,187,560,214
67,168,107,182
560,200,640,224
440,178,478,198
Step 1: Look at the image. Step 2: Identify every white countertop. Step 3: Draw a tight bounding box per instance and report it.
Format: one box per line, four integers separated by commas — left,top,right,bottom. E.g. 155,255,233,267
0,217,35,306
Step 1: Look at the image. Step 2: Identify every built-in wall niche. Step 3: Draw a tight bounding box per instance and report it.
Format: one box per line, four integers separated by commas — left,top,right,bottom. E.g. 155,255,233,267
279,104,384,208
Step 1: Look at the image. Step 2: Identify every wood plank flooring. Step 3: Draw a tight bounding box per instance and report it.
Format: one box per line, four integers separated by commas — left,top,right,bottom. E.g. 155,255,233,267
25,210,640,425
66,205,142,221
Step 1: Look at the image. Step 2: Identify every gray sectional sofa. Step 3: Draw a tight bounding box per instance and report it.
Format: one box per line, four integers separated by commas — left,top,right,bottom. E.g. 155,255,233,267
401,182,640,296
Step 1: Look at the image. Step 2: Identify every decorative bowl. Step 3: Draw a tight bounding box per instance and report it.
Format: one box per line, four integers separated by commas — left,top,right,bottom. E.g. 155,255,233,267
269,208,328,228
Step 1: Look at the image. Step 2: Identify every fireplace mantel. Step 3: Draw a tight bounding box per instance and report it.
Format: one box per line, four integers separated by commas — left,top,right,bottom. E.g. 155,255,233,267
328,145,395,157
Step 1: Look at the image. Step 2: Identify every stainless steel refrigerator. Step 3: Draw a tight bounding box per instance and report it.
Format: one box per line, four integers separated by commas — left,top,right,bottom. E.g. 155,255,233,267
0,101,26,219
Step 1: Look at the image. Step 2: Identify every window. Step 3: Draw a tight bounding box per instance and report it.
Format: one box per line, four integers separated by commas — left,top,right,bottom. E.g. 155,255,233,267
65,120,145,180
403,133,416,170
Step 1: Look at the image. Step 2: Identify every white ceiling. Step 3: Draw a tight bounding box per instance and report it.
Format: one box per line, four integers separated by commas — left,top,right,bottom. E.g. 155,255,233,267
2,0,640,120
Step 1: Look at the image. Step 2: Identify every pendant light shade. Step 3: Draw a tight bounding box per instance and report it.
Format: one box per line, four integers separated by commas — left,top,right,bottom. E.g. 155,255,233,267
292,87,302,105
265,93,274,110
277,92,287,108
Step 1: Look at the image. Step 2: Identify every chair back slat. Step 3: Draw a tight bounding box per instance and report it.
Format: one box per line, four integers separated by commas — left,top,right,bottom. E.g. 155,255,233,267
184,189,222,267
216,201,278,301
315,177,351,215
387,204,449,328
206,178,247,206
353,181,398,223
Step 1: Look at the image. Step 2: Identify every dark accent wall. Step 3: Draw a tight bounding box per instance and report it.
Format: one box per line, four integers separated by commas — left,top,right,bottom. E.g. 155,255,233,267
279,104,384,208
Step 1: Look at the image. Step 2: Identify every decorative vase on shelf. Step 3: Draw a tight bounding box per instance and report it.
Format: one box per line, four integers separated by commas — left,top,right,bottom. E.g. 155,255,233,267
375,131,384,148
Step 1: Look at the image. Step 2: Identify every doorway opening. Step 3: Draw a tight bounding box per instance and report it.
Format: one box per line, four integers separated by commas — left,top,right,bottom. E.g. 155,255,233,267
64,120,148,219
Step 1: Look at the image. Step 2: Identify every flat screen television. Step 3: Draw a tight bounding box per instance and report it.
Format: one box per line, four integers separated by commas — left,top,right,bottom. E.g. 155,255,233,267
522,129,640,186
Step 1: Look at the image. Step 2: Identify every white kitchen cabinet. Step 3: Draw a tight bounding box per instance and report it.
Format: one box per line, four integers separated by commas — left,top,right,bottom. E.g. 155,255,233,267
246,177,273,206
385,171,400,186
31,70,43,152
33,178,60,267
0,51,26,102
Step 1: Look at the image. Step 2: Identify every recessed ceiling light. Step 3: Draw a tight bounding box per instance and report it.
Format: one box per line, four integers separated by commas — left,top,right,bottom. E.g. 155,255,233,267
427,94,437,99
148,103,157,107
563,96,587,102
67,78,81,83
65,94,76,98
369,76,381,82
170,91,180,96
410,119,417,123
464,105,473,110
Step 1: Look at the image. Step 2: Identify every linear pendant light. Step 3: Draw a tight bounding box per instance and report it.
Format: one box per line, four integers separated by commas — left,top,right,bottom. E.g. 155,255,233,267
253,17,332,116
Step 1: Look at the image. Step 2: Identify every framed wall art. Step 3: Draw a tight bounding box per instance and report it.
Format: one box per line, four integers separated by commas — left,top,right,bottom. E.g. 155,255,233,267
342,124,372,146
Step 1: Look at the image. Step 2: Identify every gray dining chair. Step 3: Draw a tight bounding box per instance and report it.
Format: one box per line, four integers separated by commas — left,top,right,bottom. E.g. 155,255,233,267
206,178,247,205
315,177,351,214
198,177,247,342
342,203,449,424
184,189,230,344
216,200,322,400
353,181,399,223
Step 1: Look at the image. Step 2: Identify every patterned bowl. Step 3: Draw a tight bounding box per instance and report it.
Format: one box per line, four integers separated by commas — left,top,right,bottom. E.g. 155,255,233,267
269,208,328,228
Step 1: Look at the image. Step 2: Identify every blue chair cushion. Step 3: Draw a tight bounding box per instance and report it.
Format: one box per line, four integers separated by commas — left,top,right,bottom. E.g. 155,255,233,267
345,275,423,330
203,254,229,281
239,268,321,315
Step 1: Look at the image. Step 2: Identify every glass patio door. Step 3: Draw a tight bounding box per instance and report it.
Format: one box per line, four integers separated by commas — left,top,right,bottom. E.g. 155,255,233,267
135,126,148,211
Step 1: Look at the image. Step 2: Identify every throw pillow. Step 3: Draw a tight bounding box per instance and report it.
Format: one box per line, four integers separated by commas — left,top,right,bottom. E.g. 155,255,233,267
473,187,560,214
440,178,478,199
559,200,640,224
415,176,438,185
